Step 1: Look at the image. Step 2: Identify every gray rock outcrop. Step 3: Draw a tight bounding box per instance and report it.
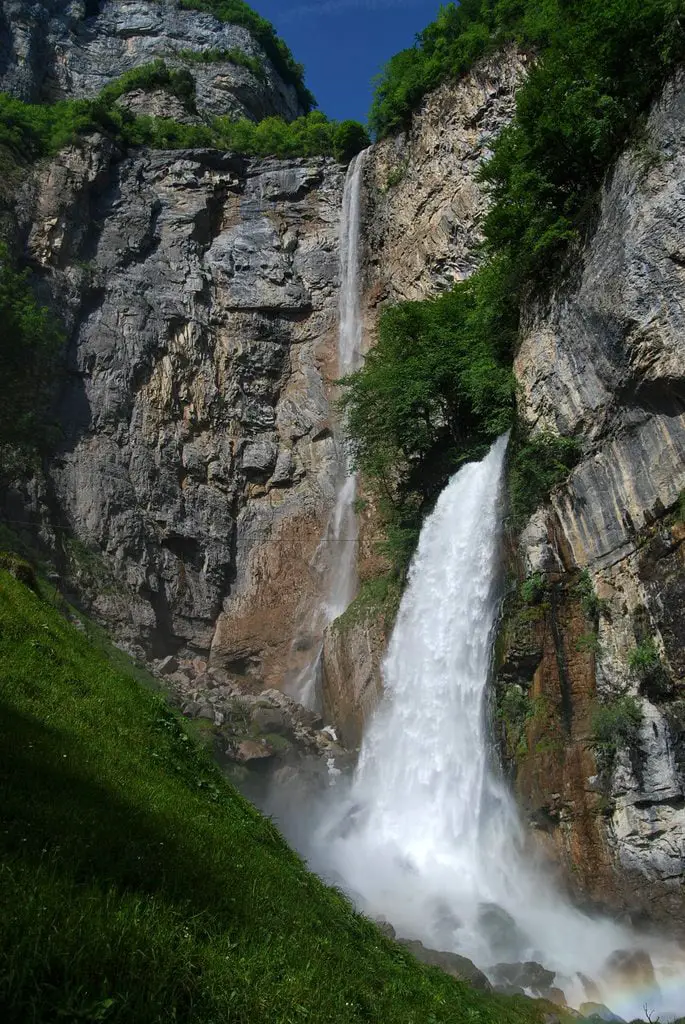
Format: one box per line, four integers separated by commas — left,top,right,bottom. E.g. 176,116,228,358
0,0,305,121
505,69,685,924
6,141,345,681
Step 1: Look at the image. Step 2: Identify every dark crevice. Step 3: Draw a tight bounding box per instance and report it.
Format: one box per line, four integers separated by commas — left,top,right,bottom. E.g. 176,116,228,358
550,584,573,734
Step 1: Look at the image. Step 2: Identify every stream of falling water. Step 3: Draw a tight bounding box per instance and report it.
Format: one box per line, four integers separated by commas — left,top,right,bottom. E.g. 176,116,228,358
289,150,368,708
283,147,685,1019
307,437,685,1020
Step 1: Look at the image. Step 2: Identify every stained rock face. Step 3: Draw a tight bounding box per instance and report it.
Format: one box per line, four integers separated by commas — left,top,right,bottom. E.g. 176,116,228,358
0,0,305,121
498,70,685,928
362,47,527,306
7,143,345,677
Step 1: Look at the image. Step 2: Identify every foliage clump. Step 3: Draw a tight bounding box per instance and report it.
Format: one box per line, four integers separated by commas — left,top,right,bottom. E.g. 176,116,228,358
629,638,672,700
339,264,515,574
176,47,266,80
508,432,580,525
519,572,546,605
0,83,369,165
98,59,197,111
0,551,39,591
0,244,64,455
591,695,643,765
575,569,603,622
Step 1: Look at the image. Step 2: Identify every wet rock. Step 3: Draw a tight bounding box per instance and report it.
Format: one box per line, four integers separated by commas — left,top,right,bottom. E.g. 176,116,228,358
232,739,275,764
399,939,492,992
375,919,397,940
579,1004,626,1023
578,973,602,1002
603,950,657,993
490,961,557,999
477,903,530,960
158,655,179,675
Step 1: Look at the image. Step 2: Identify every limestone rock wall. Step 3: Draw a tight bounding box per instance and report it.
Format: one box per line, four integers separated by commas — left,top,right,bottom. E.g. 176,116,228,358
6,141,345,679
497,70,685,929
0,0,304,121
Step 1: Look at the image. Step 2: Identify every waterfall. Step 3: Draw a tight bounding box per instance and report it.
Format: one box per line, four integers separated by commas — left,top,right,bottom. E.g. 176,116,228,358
309,436,685,1020
290,151,368,708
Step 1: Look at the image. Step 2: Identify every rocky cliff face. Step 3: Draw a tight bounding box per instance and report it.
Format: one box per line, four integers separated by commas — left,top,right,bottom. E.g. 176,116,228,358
0,0,304,121
2,0,347,692
496,69,685,929
7,143,345,684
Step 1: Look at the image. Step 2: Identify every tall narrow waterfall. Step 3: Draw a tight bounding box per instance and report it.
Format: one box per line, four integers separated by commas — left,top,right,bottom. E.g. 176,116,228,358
290,151,367,707
309,436,684,1020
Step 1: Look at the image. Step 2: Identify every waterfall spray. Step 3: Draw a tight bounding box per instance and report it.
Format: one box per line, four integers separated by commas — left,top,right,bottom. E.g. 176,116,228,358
307,436,685,1020
289,150,368,708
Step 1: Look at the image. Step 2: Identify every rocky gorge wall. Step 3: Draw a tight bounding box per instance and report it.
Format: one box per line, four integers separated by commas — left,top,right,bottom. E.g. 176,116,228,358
321,54,685,931
4,0,685,934
1,0,350,700
496,69,685,930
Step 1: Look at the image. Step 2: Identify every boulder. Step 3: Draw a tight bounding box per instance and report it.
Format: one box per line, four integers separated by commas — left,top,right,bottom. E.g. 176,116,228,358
241,440,278,477
158,655,179,675
490,961,557,999
233,739,276,764
251,706,292,736
477,903,530,959
604,950,657,993
399,939,492,992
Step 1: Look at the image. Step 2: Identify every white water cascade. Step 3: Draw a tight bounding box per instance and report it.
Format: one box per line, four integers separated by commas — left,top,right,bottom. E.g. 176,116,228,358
290,150,368,708
308,435,685,1020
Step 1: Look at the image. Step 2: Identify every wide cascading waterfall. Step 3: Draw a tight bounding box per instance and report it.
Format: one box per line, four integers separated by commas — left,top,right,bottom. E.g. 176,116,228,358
309,436,685,1020
289,150,368,708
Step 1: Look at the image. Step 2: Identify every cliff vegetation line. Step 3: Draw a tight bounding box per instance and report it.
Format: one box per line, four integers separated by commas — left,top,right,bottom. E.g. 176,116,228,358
0,565,551,1024
341,0,685,576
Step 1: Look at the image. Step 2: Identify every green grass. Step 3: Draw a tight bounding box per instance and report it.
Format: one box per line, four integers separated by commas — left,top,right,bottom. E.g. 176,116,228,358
0,569,548,1024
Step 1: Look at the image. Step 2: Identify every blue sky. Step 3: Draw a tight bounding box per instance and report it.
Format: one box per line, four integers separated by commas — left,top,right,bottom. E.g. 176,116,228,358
254,0,442,123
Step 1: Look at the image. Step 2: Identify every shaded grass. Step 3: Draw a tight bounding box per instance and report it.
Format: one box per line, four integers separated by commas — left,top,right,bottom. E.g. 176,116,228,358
0,570,547,1023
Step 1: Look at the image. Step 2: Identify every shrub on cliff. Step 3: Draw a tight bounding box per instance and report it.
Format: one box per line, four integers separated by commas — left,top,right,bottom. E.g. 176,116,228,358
0,244,63,455
371,0,685,284
0,80,369,165
339,269,514,570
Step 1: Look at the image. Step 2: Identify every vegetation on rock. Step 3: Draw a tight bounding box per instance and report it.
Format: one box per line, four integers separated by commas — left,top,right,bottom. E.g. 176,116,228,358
176,46,266,80
343,1,683,570
0,244,63,457
179,0,316,110
590,695,643,779
0,566,549,1024
0,62,368,167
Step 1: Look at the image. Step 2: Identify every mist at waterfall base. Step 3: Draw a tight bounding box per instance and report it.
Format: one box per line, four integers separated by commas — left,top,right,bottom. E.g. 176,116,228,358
269,437,685,1020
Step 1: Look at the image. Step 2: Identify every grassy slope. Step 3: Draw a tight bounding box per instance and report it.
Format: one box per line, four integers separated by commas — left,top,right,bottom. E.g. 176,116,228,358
0,570,547,1024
